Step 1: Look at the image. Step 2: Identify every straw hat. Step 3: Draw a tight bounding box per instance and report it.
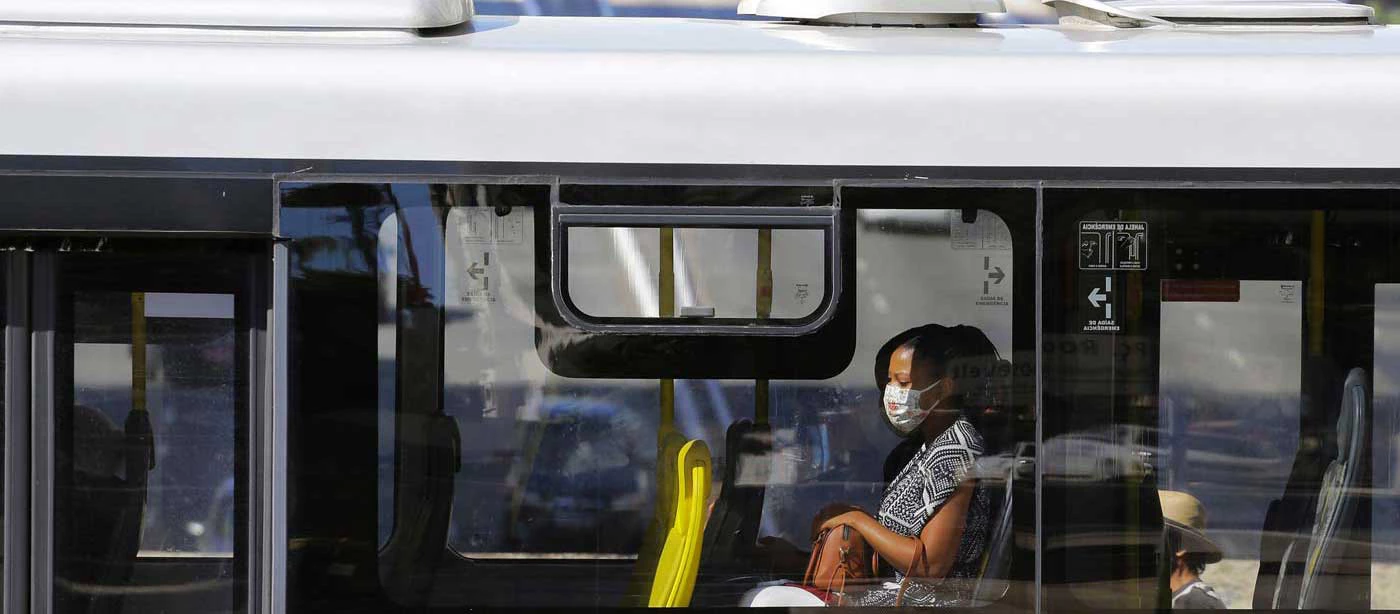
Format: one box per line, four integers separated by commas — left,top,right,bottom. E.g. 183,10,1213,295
1159,490,1223,564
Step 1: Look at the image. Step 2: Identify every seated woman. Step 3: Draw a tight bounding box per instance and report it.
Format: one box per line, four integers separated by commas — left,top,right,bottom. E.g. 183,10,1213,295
816,323,999,606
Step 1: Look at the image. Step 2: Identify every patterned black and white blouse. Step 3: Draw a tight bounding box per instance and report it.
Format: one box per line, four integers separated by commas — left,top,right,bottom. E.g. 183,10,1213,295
851,417,990,607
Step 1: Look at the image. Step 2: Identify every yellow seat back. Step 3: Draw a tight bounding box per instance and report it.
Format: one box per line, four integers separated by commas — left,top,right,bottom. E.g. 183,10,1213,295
626,428,687,606
649,439,711,607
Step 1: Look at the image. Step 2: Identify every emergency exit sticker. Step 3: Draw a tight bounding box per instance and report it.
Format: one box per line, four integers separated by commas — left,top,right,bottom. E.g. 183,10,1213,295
1081,274,1120,333
1079,221,1147,271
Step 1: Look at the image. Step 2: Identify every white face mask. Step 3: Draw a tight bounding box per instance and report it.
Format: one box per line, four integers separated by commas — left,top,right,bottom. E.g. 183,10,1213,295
882,378,944,435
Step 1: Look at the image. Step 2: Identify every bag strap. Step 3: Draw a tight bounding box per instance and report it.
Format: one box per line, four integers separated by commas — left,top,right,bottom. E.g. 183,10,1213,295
828,526,854,606
895,539,929,606
824,553,849,606
803,527,832,587
805,525,860,606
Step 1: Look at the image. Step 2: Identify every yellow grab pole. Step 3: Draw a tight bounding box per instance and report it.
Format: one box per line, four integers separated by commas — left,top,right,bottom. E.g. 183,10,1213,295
131,292,147,413
1309,210,1325,357
660,227,676,434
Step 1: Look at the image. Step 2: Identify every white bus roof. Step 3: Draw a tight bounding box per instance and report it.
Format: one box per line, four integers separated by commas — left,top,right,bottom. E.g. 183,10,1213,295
0,0,471,29
2,16,1399,169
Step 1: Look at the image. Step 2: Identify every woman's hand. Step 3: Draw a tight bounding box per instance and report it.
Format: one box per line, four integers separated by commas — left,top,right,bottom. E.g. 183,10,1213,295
818,510,870,535
813,481,977,579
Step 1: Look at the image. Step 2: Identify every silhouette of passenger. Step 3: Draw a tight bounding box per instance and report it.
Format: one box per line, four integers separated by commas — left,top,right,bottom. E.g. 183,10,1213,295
1160,490,1227,609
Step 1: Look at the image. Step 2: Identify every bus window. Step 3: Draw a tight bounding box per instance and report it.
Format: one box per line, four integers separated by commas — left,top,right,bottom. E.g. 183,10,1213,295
50,248,255,614
1159,280,1302,606
282,183,1033,610
565,227,825,320
1044,188,1400,612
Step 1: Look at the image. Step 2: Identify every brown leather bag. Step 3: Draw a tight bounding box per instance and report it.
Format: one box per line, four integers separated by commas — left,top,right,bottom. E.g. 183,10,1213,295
802,524,875,605
808,527,931,607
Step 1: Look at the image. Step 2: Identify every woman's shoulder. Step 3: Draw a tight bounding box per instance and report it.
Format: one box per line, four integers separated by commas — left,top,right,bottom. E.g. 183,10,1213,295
910,418,984,480
934,417,985,455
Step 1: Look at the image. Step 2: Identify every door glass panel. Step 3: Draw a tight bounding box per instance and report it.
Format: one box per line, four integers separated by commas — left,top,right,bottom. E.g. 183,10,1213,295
283,183,1032,611
54,250,248,614
1044,191,1394,612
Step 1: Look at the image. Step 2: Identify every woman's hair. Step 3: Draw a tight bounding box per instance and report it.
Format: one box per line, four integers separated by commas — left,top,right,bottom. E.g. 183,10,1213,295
874,324,1010,445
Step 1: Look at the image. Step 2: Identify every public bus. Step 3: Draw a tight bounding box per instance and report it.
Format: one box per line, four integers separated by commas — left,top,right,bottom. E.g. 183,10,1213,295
1,0,1398,611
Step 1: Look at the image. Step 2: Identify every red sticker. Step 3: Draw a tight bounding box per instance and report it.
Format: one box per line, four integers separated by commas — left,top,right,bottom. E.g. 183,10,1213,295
1161,279,1241,302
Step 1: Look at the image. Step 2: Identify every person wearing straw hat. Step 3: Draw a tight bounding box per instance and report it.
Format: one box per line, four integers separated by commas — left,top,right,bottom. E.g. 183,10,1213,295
1160,490,1227,609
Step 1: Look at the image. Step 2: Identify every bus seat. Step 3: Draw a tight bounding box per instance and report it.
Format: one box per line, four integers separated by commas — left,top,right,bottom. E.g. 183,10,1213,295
57,404,154,614
971,460,1018,605
700,421,771,568
625,429,688,606
649,439,712,607
1297,367,1370,608
1255,367,1370,609
693,420,771,606
379,411,460,606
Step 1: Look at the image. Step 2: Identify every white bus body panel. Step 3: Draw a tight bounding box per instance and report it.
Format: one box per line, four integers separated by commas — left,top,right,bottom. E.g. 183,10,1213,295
0,0,471,29
1,17,1399,168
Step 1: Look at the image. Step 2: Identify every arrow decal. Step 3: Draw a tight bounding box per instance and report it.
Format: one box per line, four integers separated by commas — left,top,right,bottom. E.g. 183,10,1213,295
1088,287,1106,308
1087,275,1112,319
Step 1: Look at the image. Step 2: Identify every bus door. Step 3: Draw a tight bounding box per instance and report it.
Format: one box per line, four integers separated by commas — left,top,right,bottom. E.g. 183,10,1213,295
280,182,1035,611
0,177,273,614
1043,187,1396,612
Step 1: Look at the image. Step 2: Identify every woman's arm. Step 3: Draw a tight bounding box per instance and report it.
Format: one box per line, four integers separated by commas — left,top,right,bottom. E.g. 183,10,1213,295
820,482,976,578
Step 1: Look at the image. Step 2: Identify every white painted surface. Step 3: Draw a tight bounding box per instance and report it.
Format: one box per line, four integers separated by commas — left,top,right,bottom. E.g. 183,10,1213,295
1112,0,1373,20
0,0,471,29
1049,0,1372,26
1,16,1399,168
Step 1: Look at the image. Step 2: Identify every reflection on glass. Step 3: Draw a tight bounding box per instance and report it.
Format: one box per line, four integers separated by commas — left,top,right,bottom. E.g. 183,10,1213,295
1373,284,1400,608
565,227,825,320
1158,280,1302,608
1044,201,1396,612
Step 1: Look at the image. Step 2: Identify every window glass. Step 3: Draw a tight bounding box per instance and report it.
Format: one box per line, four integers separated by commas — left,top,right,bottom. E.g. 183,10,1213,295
69,292,237,555
1373,284,1400,609
564,227,825,320
52,247,250,614
284,183,1030,610
445,206,661,555
1044,190,1400,612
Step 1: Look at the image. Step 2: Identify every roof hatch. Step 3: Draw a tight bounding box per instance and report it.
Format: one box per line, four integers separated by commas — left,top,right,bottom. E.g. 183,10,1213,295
0,0,472,29
738,0,1005,25
1047,0,1374,26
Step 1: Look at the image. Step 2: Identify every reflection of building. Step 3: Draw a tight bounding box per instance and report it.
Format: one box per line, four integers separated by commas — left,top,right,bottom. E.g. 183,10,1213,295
1158,281,1303,547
